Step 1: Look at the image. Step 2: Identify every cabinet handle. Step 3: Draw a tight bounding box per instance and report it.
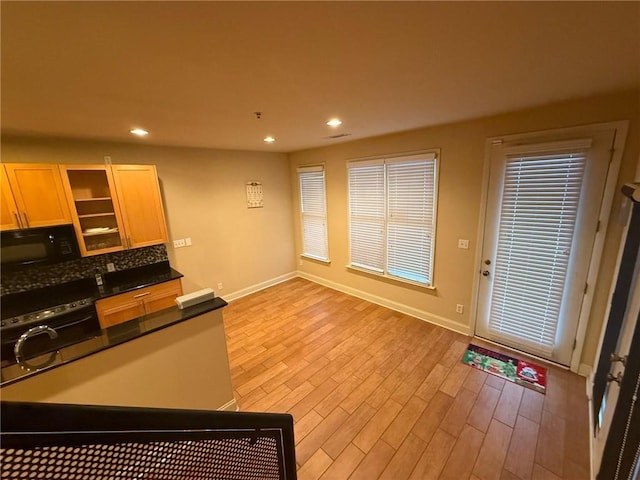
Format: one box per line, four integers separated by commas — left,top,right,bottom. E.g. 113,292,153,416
21,212,29,228
127,236,132,249
13,212,22,229
133,292,151,298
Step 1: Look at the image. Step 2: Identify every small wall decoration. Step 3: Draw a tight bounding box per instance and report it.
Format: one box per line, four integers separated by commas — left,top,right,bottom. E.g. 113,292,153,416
246,181,264,208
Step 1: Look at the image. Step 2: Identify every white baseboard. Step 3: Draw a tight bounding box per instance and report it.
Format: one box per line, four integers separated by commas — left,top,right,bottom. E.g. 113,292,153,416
218,398,238,412
297,271,471,336
225,271,297,302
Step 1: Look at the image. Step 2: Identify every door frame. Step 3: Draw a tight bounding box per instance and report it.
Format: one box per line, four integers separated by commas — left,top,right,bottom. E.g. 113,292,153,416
470,121,629,373
592,204,639,476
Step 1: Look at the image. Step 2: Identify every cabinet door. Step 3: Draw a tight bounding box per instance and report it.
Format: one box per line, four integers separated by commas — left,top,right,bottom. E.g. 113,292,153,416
60,165,126,256
4,163,71,228
111,165,168,248
0,166,21,230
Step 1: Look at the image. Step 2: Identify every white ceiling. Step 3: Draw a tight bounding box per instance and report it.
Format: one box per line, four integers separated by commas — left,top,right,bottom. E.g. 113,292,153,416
2,1,639,153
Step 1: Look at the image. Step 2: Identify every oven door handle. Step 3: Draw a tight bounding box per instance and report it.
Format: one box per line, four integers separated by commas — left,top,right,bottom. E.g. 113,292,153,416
14,325,59,370
53,315,96,330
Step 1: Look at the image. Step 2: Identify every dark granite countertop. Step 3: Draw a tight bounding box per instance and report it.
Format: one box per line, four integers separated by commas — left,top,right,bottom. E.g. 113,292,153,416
1,261,184,320
0,297,228,387
96,262,184,299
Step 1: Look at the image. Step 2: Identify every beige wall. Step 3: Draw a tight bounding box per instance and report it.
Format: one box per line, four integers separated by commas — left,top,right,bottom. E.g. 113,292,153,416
289,90,640,369
2,90,638,370
0,136,296,296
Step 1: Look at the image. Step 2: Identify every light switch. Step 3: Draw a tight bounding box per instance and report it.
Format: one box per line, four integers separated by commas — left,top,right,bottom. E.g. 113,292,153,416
458,239,470,249
185,237,192,246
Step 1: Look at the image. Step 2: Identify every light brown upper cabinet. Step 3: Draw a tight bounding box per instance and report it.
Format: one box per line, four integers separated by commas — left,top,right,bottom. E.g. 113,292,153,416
110,165,168,249
0,166,21,230
0,163,72,231
60,164,167,256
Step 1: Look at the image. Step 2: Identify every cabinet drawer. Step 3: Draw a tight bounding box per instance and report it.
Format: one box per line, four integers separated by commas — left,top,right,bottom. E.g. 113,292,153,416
97,300,145,329
96,279,183,329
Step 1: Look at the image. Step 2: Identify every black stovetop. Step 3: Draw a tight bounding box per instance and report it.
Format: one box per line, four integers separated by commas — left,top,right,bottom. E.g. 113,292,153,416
1,278,97,321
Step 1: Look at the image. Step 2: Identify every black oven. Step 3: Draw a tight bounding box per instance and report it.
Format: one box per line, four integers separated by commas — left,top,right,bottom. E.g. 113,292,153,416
1,279,101,365
1,301,100,364
1,224,80,270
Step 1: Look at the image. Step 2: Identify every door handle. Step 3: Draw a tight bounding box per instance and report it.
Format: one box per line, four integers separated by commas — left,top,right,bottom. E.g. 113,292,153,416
610,353,627,366
482,270,490,277
607,372,623,385
21,212,29,228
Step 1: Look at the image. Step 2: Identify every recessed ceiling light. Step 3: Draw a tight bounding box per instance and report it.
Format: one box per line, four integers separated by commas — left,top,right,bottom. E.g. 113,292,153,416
263,136,276,143
130,128,149,136
326,119,342,127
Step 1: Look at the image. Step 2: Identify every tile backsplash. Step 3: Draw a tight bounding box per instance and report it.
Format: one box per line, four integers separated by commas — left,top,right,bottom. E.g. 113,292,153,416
1,245,168,296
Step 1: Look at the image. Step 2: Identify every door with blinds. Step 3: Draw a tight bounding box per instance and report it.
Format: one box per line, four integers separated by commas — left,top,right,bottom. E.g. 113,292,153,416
476,127,616,365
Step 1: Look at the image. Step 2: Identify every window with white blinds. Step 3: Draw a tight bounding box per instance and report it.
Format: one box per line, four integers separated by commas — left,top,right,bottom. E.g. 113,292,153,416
298,165,329,261
348,153,437,286
488,151,586,355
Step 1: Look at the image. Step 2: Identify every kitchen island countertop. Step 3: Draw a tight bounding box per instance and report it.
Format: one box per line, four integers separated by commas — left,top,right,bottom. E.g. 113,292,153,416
1,296,227,387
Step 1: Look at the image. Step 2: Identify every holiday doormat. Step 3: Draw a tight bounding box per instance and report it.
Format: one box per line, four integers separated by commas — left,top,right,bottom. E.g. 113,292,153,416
462,344,547,394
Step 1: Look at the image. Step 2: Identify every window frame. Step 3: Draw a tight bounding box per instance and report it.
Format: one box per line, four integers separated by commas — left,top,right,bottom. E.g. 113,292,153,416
297,164,330,262
347,151,439,288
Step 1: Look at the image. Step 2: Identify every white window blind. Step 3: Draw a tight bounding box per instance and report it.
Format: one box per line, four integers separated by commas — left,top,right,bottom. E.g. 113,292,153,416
348,160,385,272
348,153,437,286
387,158,436,284
298,165,329,261
489,151,586,355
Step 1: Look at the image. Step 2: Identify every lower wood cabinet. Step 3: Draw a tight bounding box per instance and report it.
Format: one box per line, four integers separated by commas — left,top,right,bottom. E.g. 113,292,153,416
95,279,183,329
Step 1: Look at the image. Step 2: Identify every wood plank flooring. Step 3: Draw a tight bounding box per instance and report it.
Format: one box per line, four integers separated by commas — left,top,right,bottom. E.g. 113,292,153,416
223,278,590,480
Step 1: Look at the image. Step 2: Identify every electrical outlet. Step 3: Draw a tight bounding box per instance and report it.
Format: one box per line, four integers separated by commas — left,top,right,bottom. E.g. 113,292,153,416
458,239,469,249
185,237,192,246
456,304,464,314
106,262,115,272
217,282,223,290
173,239,186,248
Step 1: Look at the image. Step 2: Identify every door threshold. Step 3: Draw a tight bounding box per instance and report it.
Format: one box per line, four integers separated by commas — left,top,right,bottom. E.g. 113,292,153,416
472,335,571,372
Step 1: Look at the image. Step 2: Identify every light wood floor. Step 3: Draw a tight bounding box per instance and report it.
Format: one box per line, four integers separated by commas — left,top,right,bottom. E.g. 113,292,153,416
223,278,590,480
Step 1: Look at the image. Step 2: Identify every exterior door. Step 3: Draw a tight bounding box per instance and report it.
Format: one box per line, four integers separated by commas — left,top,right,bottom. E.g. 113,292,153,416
593,192,640,477
476,127,616,365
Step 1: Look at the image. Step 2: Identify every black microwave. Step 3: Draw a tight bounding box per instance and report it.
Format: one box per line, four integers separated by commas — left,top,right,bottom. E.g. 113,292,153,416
1,225,80,270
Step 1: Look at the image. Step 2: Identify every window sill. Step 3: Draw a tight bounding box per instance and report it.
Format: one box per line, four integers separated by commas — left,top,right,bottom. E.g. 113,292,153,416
300,254,331,265
346,265,437,291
